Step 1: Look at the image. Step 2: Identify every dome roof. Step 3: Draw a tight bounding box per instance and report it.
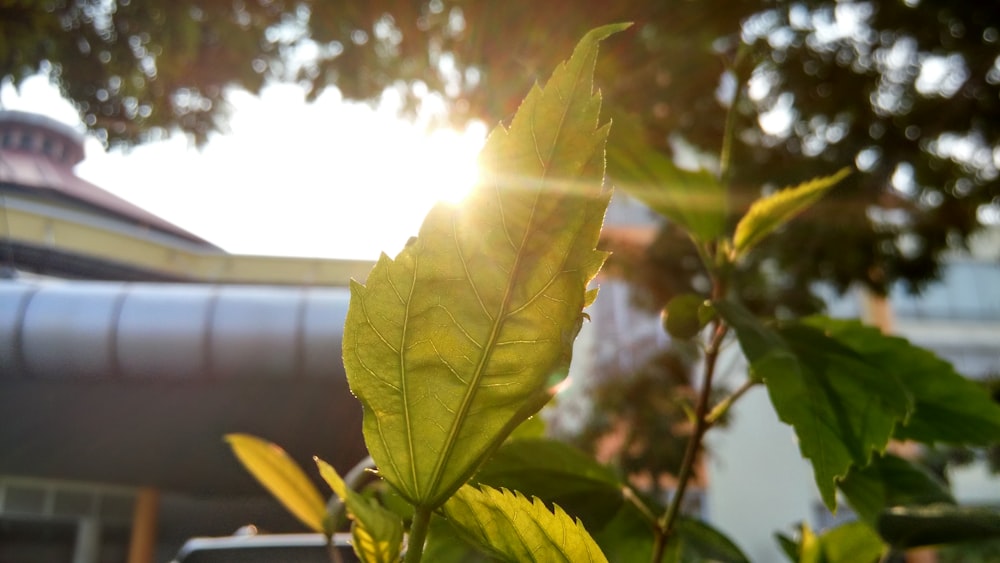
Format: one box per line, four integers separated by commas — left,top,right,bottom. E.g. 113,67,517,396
0,110,86,167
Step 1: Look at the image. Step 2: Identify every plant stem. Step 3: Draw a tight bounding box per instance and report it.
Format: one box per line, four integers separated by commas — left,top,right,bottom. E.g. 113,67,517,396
706,378,759,425
326,536,344,563
623,486,659,526
650,320,729,563
404,506,433,563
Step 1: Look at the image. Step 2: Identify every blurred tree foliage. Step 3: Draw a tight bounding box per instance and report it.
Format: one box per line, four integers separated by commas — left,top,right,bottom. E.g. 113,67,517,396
3,0,998,298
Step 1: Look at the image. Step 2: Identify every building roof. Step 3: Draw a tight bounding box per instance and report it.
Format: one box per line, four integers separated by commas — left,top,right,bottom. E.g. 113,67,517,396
0,110,216,247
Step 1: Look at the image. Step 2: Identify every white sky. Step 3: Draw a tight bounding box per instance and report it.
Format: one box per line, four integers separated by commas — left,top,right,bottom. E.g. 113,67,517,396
1,75,486,260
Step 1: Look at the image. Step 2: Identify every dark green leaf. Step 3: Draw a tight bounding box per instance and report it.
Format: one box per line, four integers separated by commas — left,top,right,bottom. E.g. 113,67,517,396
716,302,912,510
775,323,911,510
877,504,1000,549
474,438,624,530
442,485,608,562
591,501,748,563
839,453,954,526
343,23,627,509
423,515,501,563
774,531,800,562
592,502,656,563
675,517,751,563
804,317,1000,445
607,109,726,242
713,300,796,381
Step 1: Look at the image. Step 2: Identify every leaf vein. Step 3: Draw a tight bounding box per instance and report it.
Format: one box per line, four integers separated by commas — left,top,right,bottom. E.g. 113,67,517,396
453,211,494,322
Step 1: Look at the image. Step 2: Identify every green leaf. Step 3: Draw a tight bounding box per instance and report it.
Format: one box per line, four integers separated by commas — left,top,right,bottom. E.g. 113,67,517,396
675,517,751,563
774,323,912,510
316,458,404,563
590,499,749,563
442,484,608,563
606,109,726,241
800,521,884,563
343,23,627,509
224,434,328,534
713,300,794,380
474,438,624,530
715,303,912,510
774,531,800,562
803,317,1000,445
731,167,850,259
423,515,501,562
506,415,547,443
592,503,655,563
839,453,954,526
877,504,1000,549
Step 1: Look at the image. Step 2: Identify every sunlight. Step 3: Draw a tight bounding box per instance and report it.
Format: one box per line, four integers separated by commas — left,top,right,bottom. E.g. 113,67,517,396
2,76,487,260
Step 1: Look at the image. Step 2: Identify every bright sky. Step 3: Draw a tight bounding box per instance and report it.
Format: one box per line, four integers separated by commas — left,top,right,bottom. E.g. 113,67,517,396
0,75,486,260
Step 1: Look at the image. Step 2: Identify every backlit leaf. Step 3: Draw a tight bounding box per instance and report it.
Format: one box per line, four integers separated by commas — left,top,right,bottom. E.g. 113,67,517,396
442,485,608,563
225,433,328,534
731,168,850,259
607,109,726,242
800,521,884,563
316,458,404,563
803,317,1000,445
343,23,627,509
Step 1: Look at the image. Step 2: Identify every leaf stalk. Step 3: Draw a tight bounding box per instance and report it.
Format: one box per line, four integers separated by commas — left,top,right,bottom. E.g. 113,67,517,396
706,378,760,426
403,507,432,563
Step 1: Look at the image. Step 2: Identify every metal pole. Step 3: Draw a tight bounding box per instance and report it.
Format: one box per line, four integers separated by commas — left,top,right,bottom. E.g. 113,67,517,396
73,516,101,563
127,487,159,563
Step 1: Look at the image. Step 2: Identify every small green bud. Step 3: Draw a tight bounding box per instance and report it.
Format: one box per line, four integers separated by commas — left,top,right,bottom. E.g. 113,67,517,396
661,293,709,340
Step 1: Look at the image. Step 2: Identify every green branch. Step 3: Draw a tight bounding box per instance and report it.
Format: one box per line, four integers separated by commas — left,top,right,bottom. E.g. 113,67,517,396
651,319,729,563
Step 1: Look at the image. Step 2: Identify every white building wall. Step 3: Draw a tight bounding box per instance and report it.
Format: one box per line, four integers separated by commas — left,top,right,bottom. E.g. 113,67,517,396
705,364,820,562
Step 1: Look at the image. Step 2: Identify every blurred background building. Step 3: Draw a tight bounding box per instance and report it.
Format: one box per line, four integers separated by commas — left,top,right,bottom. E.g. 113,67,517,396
0,109,373,562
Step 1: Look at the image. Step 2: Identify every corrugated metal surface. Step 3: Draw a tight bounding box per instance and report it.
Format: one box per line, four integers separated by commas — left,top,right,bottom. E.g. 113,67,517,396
0,280,366,494
0,280,349,381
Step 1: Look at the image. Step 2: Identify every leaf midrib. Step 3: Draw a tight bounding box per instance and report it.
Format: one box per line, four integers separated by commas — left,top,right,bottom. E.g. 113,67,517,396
421,60,591,506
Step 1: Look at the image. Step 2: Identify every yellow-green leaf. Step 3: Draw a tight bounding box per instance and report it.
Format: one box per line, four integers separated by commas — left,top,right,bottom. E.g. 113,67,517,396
799,522,885,563
225,433,327,534
316,457,403,563
442,485,608,563
343,23,628,509
732,167,850,259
